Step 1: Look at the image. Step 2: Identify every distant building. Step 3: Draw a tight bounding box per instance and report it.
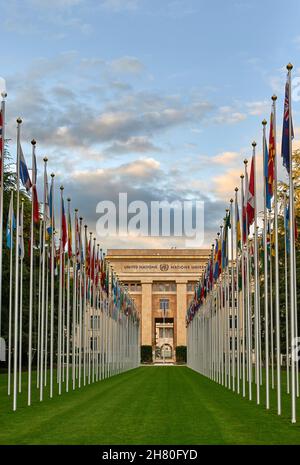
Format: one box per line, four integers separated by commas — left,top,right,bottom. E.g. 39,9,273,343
106,248,210,362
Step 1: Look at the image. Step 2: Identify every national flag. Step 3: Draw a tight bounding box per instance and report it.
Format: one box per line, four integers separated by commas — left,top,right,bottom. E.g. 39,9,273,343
246,155,255,226
236,197,241,252
6,192,16,249
61,195,67,250
49,177,55,234
44,164,51,234
242,169,249,243
268,107,275,198
263,134,271,210
67,202,72,259
31,147,39,223
213,239,219,280
281,76,294,173
20,146,32,192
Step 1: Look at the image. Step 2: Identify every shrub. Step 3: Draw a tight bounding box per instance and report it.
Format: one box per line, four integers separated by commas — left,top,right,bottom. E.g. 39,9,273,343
141,345,153,363
176,346,187,363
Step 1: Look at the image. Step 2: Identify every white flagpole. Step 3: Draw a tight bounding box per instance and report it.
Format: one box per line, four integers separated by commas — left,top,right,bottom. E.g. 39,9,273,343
230,198,235,392
0,93,7,339
244,159,252,400
37,215,42,388
240,175,246,398
8,189,14,396
13,117,22,411
28,139,36,405
262,120,270,410
18,199,24,393
66,198,71,392
252,141,260,405
50,173,55,398
58,186,64,395
283,190,290,394
234,187,241,395
39,157,48,402
287,63,296,423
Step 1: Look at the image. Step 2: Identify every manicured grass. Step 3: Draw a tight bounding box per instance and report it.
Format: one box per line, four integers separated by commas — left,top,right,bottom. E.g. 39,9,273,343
0,366,300,444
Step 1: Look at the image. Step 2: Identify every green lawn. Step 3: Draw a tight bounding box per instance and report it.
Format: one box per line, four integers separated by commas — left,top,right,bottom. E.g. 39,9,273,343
0,366,300,444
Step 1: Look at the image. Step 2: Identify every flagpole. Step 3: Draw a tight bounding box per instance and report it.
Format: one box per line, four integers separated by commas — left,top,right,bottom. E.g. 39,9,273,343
240,175,246,397
283,190,290,394
230,198,235,392
48,173,55,398
286,63,296,423
13,117,22,411
252,141,261,405
8,189,14,396
244,159,252,400
0,93,7,339
58,186,64,395
262,119,270,410
234,187,241,394
28,139,36,405
66,198,71,392
39,156,48,402
18,199,24,393
37,214,42,388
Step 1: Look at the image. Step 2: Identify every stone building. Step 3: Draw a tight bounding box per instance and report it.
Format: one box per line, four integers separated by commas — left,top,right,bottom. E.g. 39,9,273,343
106,248,210,362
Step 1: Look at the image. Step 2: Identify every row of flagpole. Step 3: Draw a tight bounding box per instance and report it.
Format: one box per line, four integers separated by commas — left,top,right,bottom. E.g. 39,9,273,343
186,63,298,423
1,103,140,411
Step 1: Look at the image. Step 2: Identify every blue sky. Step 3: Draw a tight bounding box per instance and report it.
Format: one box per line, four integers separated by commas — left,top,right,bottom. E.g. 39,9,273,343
1,0,300,249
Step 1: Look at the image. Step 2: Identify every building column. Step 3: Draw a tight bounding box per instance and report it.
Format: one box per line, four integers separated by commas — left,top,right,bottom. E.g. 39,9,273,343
141,280,152,346
176,279,187,346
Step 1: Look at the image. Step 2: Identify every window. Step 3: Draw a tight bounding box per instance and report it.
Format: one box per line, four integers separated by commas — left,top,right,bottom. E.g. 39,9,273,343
159,327,173,338
159,298,169,310
90,337,98,351
187,282,197,292
153,282,176,292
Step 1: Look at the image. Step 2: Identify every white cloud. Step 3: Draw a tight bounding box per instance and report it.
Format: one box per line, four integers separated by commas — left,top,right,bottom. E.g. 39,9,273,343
101,0,139,11
110,56,145,74
213,106,247,124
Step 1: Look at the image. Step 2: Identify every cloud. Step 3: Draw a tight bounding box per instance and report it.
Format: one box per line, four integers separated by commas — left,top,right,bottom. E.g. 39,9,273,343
212,151,240,165
212,106,247,124
110,56,145,74
100,0,139,11
104,136,161,155
246,100,269,116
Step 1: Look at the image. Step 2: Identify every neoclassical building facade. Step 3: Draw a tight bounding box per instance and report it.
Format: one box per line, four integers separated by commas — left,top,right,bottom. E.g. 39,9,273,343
106,249,210,361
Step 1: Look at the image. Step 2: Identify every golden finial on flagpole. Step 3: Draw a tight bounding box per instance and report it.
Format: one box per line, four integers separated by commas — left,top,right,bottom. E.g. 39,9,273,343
16,117,22,124
51,172,55,178
240,174,244,179
235,187,238,192
262,119,267,126
272,94,277,101
244,159,248,165
31,139,36,146
43,157,48,163
1,92,7,99
287,62,293,71
60,185,64,191
230,198,233,203
252,141,257,147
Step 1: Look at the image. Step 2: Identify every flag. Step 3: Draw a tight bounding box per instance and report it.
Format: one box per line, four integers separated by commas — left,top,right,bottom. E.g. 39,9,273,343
236,197,242,252
31,146,39,224
49,176,55,234
67,202,72,259
247,155,255,226
242,168,249,243
61,195,67,250
268,107,275,198
20,146,32,192
281,76,294,173
263,135,271,210
6,192,16,248
44,164,51,234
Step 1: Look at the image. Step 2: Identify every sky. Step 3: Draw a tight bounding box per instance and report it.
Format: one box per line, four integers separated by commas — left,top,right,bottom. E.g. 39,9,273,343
1,0,300,250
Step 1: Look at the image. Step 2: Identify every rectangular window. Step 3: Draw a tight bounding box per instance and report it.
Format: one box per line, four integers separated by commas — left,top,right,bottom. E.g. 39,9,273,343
159,298,169,310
